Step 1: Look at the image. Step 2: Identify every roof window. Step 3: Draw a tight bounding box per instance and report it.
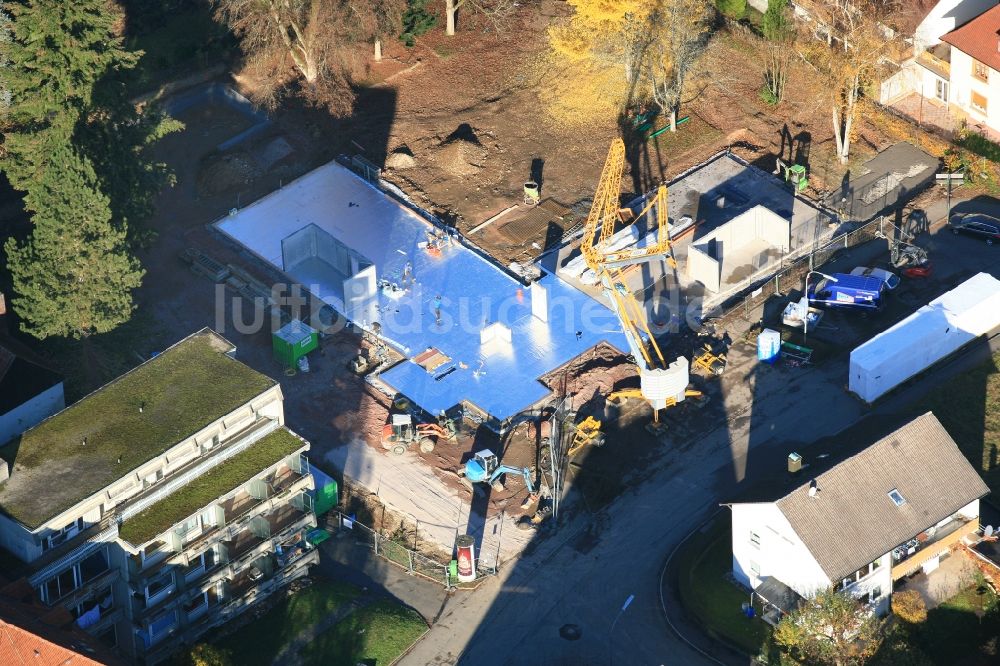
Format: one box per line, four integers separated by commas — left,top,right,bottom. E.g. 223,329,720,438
888,489,906,506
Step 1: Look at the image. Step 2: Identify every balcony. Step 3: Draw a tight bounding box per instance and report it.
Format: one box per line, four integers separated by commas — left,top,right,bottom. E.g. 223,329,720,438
916,43,950,79
55,568,119,612
891,518,979,580
159,455,311,559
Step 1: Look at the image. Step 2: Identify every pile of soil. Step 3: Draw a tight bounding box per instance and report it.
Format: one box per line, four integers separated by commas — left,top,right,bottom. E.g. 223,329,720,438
544,343,637,413
435,137,486,177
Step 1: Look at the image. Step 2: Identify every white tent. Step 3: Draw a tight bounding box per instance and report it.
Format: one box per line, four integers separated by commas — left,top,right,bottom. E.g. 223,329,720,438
849,272,1000,403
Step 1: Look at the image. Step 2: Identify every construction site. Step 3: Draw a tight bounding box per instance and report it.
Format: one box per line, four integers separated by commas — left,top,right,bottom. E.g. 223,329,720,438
105,67,957,590
194,124,866,575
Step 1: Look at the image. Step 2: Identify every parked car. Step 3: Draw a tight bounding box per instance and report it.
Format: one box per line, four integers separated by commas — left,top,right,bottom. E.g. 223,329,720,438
949,213,1000,246
850,266,900,290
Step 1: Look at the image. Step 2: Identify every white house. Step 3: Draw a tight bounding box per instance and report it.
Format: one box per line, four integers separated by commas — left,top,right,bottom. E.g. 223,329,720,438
0,344,64,448
941,3,1000,135
877,0,996,103
727,412,989,623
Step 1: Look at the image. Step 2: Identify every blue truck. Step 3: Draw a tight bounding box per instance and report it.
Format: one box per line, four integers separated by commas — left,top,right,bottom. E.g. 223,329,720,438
807,273,886,312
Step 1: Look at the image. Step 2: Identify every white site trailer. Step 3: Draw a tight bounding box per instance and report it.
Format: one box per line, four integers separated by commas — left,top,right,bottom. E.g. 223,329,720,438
849,272,1000,403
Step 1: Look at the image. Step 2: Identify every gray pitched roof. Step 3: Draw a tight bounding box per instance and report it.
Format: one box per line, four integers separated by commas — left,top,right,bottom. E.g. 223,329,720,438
775,412,989,582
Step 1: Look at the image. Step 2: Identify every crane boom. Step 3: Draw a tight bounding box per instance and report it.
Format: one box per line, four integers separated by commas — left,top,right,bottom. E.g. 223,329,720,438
581,139,674,371
581,138,690,416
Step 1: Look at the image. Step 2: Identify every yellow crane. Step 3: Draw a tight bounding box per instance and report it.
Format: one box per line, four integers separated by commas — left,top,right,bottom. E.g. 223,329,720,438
581,138,700,427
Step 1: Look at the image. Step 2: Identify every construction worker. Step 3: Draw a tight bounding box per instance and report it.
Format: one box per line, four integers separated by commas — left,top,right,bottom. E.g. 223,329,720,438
402,261,414,287
433,295,443,325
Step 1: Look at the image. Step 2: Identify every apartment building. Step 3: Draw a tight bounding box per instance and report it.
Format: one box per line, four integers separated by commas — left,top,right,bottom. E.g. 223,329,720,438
0,329,319,664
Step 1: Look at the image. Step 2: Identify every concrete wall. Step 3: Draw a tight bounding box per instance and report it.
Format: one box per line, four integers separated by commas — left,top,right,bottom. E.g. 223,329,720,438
950,47,1000,134
688,206,790,293
687,243,720,292
730,502,830,598
0,382,64,448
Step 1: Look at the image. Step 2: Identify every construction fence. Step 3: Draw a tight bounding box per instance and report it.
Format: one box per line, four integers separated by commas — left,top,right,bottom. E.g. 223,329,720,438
717,214,887,325
327,511,498,588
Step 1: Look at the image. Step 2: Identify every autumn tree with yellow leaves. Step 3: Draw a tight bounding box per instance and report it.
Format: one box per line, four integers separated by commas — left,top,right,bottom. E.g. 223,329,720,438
545,0,713,126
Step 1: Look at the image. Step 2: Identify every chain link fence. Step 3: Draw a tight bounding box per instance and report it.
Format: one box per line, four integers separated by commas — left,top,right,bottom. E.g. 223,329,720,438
716,215,887,324
327,511,498,588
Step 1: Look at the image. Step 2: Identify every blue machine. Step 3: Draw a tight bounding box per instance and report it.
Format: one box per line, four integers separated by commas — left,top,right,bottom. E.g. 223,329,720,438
464,449,536,499
808,273,885,311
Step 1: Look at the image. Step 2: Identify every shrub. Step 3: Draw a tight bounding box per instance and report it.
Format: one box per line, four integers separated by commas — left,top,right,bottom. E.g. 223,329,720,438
716,0,747,20
186,644,232,666
400,0,437,47
957,130,1000,164
892,589,928,624
762,0,791,41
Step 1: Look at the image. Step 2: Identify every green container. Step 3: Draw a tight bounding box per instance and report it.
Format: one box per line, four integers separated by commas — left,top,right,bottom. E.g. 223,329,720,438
314,480,338,516
272,319,318,368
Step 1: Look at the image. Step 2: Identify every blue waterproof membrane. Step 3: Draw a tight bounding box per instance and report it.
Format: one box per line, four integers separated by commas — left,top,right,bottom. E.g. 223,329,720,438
378,269,628,421
215,160,629,421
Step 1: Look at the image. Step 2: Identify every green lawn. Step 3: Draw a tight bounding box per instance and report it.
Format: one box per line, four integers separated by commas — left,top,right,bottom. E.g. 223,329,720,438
676,515,771,656
922,350,1000,494
214,580,362,666
300,599,428,666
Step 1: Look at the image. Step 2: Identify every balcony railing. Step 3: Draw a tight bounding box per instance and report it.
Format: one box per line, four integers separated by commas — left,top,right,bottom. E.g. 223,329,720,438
53,567,119,611
891,518,979,579
916,50,950,79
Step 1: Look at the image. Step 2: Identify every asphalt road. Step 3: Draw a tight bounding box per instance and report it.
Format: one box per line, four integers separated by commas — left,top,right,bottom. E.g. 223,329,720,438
398,196,1000,666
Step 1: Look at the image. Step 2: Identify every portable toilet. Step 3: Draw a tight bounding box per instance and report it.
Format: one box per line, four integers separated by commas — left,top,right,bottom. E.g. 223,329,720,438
272,319,318,369
757,328,781,364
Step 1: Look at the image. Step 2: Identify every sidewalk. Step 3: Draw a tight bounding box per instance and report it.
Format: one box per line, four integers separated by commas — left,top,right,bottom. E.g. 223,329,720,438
317,529,450,624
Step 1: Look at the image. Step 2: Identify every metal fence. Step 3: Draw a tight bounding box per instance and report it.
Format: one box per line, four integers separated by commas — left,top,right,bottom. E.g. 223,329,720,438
717,215,887,324
328,511,498,588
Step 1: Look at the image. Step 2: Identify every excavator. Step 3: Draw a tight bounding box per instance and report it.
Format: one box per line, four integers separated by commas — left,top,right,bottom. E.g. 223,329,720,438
581,138,701,432
461,449,538,508
381,413,457,455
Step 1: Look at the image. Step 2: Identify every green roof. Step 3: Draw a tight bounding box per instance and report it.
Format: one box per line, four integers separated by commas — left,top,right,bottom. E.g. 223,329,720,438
0,330,277,529
118,427,306,546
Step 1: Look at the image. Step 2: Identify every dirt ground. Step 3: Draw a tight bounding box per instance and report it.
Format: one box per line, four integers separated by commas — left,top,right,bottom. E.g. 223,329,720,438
4,1,967,557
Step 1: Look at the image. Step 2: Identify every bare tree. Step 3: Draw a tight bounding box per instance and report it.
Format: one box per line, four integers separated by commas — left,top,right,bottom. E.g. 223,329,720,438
360,0,405,62
443,0,517,36
214,0,393,108
804,0,900,164
646,0,713,131
762,40,791,104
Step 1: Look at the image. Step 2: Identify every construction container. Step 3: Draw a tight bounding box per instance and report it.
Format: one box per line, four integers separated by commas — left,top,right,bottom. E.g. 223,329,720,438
849,272,1000,403
308,463,338,516
757,329,781,364
272,319,318,368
